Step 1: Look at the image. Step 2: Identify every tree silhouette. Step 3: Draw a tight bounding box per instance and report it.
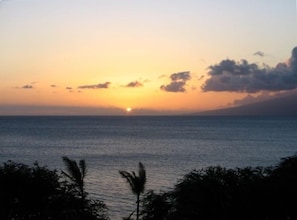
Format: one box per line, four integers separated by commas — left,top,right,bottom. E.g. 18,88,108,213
141,190,172,220
62,156,87,200
0,160,109,220
119,162,146,220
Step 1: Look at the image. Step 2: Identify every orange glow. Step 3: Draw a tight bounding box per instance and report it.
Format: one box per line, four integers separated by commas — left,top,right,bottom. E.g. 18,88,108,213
1,1,292,115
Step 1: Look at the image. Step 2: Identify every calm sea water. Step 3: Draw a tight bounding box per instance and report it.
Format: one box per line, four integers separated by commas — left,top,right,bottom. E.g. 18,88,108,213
1,116,297,219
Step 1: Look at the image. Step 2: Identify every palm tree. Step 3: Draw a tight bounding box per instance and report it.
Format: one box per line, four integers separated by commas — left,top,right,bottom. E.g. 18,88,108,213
119,162,146,220
62,156,87,200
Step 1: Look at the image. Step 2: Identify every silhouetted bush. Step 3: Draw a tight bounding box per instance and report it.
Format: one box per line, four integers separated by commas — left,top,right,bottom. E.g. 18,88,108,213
141,190,173,220
0,161,109,220
141,155,297,220
2,155,297,220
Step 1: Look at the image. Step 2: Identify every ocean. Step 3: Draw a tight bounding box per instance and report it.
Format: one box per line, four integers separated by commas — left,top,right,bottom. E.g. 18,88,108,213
1,116,297,219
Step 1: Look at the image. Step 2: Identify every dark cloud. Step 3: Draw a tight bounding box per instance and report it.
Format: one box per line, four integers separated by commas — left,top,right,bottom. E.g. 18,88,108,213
66,87,72,90
253,51,265,57
290,47,297,72
126,81,143,88
170,71,191,81
202,47,297,93
160,71,191,92
50,84,57,88
161,81,187,92
22,85,33,89
78,82,111,89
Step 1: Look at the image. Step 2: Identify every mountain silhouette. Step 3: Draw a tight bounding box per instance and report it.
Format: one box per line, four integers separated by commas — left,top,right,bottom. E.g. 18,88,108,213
196,92,297,116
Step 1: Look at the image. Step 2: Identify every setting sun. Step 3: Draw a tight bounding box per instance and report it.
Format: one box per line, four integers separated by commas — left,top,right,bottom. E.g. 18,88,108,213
0,1,295,116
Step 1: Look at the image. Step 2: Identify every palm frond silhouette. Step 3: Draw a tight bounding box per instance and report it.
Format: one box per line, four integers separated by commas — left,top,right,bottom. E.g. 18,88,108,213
119,162,146,220
62,156,87,200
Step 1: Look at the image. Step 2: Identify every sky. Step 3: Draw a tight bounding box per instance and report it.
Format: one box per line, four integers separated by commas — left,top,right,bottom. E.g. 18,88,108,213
0,0,297,115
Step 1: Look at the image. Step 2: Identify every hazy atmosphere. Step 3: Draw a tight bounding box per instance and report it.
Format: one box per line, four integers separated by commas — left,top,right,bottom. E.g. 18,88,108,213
1,2,297,218
1,0,297,115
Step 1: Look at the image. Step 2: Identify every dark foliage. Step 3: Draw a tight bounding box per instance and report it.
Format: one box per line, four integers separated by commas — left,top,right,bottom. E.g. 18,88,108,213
0,160,109,220
62,156,87,201
2,155,297,220
119,162,146,220
141,155,297,220
141,190,173,220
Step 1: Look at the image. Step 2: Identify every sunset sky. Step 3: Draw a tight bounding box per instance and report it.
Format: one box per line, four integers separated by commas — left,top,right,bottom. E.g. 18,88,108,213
0,0,297,115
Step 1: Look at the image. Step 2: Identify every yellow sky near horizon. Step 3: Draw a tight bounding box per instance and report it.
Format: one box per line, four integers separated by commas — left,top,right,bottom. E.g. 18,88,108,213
0,0,297,115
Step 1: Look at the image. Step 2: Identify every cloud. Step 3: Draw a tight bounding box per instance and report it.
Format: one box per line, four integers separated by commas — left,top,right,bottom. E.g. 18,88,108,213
66,87,72,90
170,71,191,81
202,46,297,93
198,75,204,81
290,46,297,71
253,51,265,57
161,81,187,92
126,81,143,88
17,81,37,89
22,85,34,89
78,82,111,89
160,71,191,92
232,91,280,106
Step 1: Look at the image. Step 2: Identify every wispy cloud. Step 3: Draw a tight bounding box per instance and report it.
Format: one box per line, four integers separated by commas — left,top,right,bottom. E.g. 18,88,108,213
19,82,36,89
78,82,111,89
253,51,265,57
202,46,297,93
22,85,34,89
232,91,277,106
158,74,167,79
160,71,191,92
125,81,143,88
198,75,204,81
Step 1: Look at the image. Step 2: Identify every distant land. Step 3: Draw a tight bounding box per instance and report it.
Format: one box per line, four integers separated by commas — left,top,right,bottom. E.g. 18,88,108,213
195,93,297,116
1,93,297,116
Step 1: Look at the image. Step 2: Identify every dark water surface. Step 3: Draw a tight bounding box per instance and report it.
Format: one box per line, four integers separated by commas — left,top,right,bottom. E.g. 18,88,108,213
1,116,297,219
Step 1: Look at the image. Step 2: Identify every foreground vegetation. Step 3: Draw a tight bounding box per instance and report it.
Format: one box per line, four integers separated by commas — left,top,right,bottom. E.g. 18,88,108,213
1,155,297,220
141,155,297,220
0,159,108,220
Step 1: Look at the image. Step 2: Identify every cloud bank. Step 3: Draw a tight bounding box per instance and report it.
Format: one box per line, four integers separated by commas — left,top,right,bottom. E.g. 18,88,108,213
202,47,297,93
160,71,191,92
